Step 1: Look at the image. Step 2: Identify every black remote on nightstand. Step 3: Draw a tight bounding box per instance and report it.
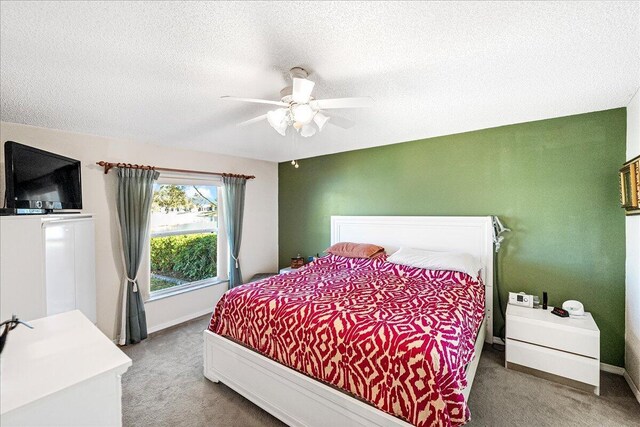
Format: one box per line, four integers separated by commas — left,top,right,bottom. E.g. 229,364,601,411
551,307,569,318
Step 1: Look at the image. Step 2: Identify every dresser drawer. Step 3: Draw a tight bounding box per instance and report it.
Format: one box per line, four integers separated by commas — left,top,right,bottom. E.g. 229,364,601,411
506,339,599,386
507,314,599,358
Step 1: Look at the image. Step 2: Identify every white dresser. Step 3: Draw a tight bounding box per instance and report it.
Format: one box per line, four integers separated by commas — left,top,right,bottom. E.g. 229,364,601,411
0,310,132,426
505,304,600,394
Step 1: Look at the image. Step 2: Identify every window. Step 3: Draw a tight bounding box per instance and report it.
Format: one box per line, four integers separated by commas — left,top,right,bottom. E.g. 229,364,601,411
149,182,220,295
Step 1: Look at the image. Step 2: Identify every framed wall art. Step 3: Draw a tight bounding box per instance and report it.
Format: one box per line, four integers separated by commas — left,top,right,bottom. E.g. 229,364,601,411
620,155,640,215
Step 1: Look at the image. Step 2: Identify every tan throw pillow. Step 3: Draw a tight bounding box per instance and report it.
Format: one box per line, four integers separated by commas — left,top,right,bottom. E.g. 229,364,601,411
326,242,385,259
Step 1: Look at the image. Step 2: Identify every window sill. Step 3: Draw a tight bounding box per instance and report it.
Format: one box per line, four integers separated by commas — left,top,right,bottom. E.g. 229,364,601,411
146,279,229,303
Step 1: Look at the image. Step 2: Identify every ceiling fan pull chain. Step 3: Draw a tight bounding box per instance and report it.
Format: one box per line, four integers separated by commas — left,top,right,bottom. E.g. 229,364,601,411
289,128,300,168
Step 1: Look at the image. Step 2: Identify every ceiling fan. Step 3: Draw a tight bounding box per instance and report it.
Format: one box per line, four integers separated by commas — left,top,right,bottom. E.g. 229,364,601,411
221,67,374,137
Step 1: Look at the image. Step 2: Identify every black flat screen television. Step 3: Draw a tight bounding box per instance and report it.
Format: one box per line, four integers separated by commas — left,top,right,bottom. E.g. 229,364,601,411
4,141,82,211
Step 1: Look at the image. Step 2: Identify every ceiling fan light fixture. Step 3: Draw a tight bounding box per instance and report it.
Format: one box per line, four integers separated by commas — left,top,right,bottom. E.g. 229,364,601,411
292,104,315,125
313,112,330,131
267,108,289,136
300,123,317,137
292,78,316,104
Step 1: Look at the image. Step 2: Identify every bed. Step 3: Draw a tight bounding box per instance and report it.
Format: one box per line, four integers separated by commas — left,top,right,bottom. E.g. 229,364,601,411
203,216,494,426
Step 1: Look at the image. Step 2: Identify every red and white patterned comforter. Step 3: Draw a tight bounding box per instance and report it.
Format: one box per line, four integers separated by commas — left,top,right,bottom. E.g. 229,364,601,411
209,254,485,426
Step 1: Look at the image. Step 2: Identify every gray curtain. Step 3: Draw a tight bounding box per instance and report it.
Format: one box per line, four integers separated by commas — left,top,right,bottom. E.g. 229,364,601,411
116,168,160,345
222,175,247,288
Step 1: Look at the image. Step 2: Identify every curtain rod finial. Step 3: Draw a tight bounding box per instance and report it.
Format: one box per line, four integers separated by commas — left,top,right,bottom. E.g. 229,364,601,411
96,161,113,174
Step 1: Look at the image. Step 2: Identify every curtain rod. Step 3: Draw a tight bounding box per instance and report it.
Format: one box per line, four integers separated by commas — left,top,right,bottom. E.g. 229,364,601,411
96,161,255,180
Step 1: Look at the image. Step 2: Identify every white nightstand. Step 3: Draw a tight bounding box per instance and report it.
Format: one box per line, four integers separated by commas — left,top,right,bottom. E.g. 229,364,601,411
505,304,600,395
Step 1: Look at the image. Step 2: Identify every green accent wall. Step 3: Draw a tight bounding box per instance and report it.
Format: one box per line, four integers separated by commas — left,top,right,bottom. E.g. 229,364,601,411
278,108,627,366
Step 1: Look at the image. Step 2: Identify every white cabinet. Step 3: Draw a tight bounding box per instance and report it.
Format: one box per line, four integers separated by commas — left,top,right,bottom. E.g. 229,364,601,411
505,304,600,394
0,216,46,321
0,310,131,426
0,214,96,323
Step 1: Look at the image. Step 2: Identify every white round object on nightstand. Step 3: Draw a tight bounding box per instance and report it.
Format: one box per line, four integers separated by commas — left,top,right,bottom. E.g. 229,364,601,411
562,300,585,316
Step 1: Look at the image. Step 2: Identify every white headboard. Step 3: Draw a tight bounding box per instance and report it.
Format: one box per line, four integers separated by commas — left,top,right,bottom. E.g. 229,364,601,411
331,215,494,343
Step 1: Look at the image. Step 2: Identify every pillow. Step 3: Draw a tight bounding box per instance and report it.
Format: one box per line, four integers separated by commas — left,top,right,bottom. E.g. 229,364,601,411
325,242,385,259
387,247,482,277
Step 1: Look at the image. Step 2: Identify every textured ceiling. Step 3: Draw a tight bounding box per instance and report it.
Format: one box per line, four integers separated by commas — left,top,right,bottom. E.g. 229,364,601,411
1,1,639,162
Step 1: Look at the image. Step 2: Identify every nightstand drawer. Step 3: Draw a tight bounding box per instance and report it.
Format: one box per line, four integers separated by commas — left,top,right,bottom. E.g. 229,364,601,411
506,339,599,386
507,314,599,358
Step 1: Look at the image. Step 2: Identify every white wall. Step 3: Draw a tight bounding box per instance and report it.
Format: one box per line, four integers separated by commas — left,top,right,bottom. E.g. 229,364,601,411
0,122,279,340
626,90,640,399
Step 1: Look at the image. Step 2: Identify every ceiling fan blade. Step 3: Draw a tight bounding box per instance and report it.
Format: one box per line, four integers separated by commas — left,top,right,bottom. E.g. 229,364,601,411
310,97,374,110
221,96,289,107
292,78,315,104
237,114,268,127
326,114,355,129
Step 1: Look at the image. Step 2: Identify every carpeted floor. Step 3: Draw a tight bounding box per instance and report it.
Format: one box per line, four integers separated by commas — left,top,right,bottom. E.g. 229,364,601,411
121,315,640,427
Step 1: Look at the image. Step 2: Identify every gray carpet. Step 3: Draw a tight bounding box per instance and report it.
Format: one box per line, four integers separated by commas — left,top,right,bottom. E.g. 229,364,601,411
121,315,640,427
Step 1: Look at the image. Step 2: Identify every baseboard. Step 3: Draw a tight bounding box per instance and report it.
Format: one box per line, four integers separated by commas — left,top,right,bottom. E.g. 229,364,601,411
624,371,640,404
600,363,625,375
147,308,213,334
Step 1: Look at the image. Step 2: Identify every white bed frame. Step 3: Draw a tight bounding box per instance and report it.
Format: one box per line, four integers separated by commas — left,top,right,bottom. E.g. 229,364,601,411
204,216,494,426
